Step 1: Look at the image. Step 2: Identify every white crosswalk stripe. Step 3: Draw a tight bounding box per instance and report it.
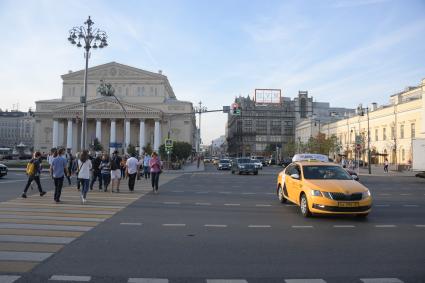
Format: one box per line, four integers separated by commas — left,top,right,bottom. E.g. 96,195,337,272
285,280,326,283
49,275,91,281
128,278,169,283
360,278,404,283
0,275,21,283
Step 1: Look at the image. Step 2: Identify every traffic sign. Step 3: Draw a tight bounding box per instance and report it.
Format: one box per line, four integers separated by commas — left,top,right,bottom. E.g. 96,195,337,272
165,139,173,149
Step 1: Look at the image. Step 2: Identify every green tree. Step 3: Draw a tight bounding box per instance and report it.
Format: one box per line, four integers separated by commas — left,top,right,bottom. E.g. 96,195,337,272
142,143,153,155
127,144,137,157
159,141,192,162
93,138,103,151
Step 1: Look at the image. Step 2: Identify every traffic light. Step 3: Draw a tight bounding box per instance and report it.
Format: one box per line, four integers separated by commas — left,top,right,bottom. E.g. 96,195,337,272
232,103,241,115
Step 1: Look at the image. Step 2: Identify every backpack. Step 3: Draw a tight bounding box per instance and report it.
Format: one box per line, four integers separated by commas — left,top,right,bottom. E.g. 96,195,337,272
26,160,36,176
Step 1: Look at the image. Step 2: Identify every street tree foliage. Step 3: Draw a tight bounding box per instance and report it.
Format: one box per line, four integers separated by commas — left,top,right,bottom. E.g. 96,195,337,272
127,144,137,157
92,138,103,151
142,143,153,155
300,133,341,155
159,141,192,161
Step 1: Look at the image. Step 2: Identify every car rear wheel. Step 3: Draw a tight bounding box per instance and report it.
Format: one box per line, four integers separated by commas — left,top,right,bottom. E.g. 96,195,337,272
254,171,258,175
300,193,311,217
278,185,287,203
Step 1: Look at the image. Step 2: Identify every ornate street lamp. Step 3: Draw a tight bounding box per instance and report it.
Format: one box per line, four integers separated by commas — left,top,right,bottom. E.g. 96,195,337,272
357,104,371,174
194,101,207,153
68,16,108,150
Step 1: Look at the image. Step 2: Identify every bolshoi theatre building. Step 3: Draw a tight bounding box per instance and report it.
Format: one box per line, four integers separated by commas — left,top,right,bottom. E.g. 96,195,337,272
34,62,196,154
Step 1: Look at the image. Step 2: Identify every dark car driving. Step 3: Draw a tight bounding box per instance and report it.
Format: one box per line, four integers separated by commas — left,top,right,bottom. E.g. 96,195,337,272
0,163,8,178
231,158,258,175
217,159,231,170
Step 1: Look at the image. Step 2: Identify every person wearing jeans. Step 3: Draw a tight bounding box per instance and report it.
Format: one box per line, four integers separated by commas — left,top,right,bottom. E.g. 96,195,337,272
90,154,103,191
22,151,47,198
50,148,69,203
77,150,92,204
149,152,162,193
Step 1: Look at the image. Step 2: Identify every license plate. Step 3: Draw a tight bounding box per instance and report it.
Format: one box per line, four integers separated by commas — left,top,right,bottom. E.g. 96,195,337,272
338,202,359,207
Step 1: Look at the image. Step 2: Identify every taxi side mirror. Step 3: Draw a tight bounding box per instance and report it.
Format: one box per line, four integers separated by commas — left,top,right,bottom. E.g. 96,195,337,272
290,173,300,180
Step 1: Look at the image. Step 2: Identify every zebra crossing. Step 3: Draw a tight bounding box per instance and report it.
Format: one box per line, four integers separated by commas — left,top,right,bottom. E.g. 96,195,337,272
0,275,407,283
0,174,179,274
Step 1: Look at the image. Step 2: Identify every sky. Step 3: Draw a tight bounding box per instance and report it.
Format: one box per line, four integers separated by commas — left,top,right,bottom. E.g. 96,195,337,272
1,0,425,144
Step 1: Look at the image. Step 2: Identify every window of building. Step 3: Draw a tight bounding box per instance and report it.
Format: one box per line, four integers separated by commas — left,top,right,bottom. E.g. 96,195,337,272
375,129,379,141
256,120,267,134
270,120,281,135
391,126,395,139
402,149,405,162
125,87,129,96
256,143,266,151
256,135,267,142
383,128,386,140
244,119,252,133
270,136,281,142
300,98,307,118
411,123,415,138
400,124,404,139
237,120,242,133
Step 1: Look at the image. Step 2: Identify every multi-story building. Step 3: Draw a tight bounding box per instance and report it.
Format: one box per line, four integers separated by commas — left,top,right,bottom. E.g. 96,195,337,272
227,95,296,157
323,78,425,166
0,110,35,149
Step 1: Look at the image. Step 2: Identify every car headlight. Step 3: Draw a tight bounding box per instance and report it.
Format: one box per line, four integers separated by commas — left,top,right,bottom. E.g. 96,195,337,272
239,165,245,169
310,190,323,197
362,190,371,199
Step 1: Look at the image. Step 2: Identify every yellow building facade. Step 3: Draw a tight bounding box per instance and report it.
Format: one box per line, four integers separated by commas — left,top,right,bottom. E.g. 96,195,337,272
323,79,425,166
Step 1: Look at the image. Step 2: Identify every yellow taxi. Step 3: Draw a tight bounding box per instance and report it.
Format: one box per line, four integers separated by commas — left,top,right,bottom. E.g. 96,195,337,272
276,154,372,217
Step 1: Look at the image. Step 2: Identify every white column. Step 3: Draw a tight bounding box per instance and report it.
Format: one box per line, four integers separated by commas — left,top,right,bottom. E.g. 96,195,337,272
66,119,73,150
154,119,161,151
96,119,102,142
139,119,145,153
125,119,131,153
110,119,116,155
52,119,59,148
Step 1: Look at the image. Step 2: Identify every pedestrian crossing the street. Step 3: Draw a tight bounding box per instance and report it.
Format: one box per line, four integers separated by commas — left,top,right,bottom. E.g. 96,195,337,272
0,174,179,274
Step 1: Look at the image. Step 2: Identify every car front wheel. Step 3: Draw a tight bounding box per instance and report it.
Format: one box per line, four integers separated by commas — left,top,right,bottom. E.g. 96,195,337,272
300,193,311,217
278,185,287,203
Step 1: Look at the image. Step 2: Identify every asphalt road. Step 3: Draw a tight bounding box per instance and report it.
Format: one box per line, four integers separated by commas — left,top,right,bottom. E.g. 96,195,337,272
2,164,425,282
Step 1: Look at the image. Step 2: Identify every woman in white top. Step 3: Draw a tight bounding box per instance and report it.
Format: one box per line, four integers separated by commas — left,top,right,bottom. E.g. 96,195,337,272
77,150,92,204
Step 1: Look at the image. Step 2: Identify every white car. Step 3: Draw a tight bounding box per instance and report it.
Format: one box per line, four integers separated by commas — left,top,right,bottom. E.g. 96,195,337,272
251,159,263,170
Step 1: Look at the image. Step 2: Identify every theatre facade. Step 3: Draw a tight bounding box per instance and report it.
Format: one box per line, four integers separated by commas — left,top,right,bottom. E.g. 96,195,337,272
34,62,196,154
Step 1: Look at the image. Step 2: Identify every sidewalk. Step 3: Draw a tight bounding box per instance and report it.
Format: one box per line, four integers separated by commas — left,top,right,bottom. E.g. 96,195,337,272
357,166,418,177
163,161,205,174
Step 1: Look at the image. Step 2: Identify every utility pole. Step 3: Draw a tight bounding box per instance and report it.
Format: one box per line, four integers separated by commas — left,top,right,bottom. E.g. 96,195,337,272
194,101,207,153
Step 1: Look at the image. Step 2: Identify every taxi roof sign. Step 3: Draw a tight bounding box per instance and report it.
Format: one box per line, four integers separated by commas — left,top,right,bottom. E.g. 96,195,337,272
292,154,329,163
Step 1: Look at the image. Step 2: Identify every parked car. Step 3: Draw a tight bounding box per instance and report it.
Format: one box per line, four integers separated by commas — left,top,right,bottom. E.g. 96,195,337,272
252,159,263,170
231,158,258,175
217,159,231,170
252,156,266,166
0,163,8,178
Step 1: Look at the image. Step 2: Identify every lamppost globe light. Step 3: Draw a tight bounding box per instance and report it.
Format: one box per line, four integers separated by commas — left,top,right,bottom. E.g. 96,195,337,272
68,16,108,151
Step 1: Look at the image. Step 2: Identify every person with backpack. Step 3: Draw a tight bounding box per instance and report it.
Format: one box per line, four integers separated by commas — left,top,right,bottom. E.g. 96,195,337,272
110,150,122,193
77,150,92,204
65,149,74,185
22,151,47,198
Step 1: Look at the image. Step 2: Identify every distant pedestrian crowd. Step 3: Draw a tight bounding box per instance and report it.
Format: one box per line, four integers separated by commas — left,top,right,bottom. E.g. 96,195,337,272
22,148,163,204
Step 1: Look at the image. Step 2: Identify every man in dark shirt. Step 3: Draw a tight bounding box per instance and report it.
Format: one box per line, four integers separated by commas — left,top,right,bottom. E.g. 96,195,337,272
90,153,103,191
22,152,46,198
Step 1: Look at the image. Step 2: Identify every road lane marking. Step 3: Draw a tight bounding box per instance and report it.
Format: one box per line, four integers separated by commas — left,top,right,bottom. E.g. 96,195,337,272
0,214,105,222
163,202,180,205
207,280,248,283
196,192,209,194
375,225,397,228
0,223,92,232
0,275,21,283
403,204,419,207
333,225,355,228
375,204,390,207
128,279,169,283
224,204,240,206
241,193,256,195
120,222,142,226
415,225,425,227
219,192,231,194
195,203,211,206
248,225,271,228
285,280,326,283
379,193,391,196
204,224,227,228
49,275,91,281
360,278,403,283
0,251,53,262
400,193,411,196
0,235,74,244
171,191,184,193
162,224,186,227
255,204,272,207
292,225,314,229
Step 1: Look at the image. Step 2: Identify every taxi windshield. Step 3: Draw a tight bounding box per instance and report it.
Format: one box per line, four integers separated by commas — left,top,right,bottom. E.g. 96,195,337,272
303,165,352,180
